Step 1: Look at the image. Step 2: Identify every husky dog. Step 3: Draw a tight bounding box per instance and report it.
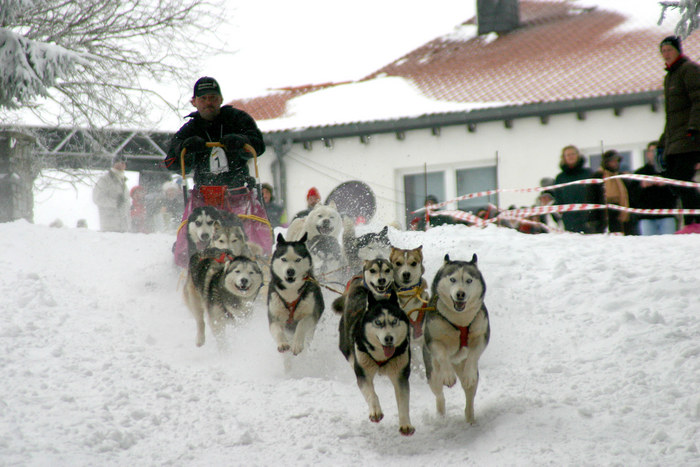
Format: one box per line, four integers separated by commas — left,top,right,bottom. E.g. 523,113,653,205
331,257,394,314
267,233,324,355
338,291,414,436
186,206,223,257
307,234,346,283
286,200,342,242
183,250,264,347
390,246,430,343
343,218,392,272
422,254,490,424
210,221,254,258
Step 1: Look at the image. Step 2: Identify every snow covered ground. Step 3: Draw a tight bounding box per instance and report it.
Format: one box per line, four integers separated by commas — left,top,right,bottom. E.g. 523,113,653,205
1,216,699,466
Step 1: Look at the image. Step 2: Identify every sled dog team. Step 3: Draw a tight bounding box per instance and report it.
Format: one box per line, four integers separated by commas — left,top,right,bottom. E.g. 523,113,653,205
180,202,491,436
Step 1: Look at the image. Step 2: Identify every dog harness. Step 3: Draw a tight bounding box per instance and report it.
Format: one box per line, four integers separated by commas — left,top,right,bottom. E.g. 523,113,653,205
398,284,430,339
279,278,311,325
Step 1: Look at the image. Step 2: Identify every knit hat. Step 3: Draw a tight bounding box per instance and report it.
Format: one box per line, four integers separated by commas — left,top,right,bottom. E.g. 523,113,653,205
193,77,222,98
660,35,682,53
307,187,320,201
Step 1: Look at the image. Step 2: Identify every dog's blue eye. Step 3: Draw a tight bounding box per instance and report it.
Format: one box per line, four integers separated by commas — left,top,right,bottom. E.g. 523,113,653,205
450,277,456,283
374,319,384,327
389,319,398,326
295,258,301,263
466,278,472,284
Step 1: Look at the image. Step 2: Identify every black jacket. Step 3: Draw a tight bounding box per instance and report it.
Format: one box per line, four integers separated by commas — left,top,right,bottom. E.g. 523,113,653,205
164,106,265,188
553,159,594,233
659,55,700,156
630,164,678,219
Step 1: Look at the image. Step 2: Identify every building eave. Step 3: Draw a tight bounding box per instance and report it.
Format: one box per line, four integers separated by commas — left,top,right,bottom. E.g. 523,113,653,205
263,90,662,145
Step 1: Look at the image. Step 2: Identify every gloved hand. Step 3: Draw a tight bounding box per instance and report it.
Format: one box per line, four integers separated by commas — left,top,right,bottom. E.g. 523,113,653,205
244,176,257,188
655,146,666,172
221,134,248,151
181,136,206,153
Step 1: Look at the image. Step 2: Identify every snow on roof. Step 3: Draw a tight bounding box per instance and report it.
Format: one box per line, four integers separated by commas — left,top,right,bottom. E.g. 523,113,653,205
256,76,512,133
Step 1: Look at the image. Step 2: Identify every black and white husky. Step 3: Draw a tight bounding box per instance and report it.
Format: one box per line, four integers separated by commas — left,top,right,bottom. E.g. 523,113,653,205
342,217,391,273
422,254,490,424
331,257,394,314
183,250,264,348
338,291,414,436
267,233,324,355
186,206,223,257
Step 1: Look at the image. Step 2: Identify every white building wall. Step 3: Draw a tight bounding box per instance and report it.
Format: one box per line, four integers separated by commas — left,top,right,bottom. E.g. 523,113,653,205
255,105,664,228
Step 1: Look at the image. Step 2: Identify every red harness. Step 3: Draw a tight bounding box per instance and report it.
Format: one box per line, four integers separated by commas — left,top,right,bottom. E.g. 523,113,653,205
284,296,302,325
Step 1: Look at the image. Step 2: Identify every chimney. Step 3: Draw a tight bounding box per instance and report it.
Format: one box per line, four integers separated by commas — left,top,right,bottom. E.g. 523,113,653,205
477,0,520,35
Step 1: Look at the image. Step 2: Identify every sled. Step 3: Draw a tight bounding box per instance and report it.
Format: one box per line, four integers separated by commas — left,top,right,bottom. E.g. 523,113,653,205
172,142,273,268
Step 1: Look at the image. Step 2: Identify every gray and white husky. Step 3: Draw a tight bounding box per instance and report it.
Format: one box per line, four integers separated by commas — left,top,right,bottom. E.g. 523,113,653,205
267,233,324,355
338,291,414,436
183,250,264,348
422,254,490,424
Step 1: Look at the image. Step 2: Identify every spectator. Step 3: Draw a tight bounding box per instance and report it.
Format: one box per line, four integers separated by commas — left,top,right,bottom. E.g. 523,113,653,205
533,178,563,231
588,150,633,235
657,36,700,227
410,194,439,231
293,187,321,220
92,154,130,232
261,183,286,228
553,145,594,233
630,141,678,235
129,185,149,233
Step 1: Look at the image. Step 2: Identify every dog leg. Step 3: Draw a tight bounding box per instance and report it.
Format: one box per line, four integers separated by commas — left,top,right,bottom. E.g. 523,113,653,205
455,357,479,424
427,342,457,388
291,315,317,355
355,365,383,423
206,309,228,350
269,321,290,352
389,369,414,436
184,288,207,347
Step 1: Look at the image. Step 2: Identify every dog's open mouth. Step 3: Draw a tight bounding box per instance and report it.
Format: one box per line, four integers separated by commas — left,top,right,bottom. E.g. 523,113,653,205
285,276,296,284
382,345,395,359
237,283,251,292
373,282,391,294
317,224,333,236
453,300,467,312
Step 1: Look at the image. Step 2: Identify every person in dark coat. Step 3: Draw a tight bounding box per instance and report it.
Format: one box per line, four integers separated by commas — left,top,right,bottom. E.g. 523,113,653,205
658,36,700,226
553,145,594,233
261,183,286,228
163,77,265,190
630,141,678,235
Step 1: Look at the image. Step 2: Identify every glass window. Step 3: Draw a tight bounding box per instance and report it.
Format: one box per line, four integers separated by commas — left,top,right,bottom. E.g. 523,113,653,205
456,166,498,213
403,172,444,226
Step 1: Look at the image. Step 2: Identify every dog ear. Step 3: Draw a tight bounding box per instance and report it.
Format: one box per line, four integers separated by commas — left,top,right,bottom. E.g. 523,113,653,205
328,200,337,209
444,254,451,263
470,253,478,264
276,233,285,243
299,232,308,243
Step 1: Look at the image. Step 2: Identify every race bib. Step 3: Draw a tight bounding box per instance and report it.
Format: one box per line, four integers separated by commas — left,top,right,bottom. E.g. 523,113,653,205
209,146,229,174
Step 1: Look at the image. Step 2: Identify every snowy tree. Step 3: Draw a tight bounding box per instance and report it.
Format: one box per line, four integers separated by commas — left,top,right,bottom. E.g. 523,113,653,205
659,0,700,38
0,0,225,127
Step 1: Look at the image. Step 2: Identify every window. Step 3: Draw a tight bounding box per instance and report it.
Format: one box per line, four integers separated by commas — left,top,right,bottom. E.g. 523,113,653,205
403,172,444,226
456,166,498,213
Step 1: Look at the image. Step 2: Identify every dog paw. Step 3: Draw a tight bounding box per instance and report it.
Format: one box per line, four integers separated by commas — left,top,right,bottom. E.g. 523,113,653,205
291,343,304,355
277,344,290,353
369,411,384,423
441,372,457,388
399,425,415,436
196,336,205,347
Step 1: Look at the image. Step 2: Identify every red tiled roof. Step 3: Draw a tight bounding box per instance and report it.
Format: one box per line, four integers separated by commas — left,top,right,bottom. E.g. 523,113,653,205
228,1,699,123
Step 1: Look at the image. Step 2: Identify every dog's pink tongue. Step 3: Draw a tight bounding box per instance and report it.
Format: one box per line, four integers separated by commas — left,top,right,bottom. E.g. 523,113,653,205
383,345,395,358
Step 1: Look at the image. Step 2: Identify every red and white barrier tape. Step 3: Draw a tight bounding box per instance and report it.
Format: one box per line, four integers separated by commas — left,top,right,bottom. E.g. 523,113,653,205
413,174,700,214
